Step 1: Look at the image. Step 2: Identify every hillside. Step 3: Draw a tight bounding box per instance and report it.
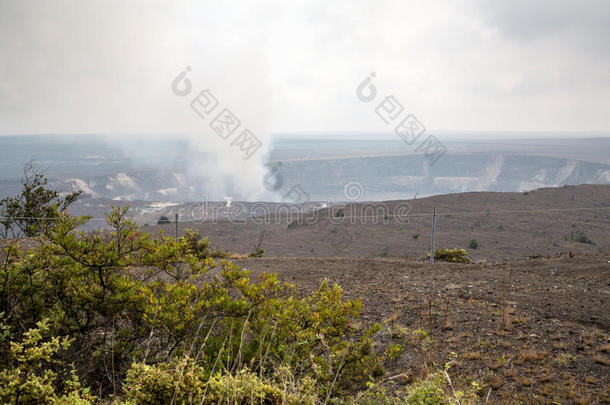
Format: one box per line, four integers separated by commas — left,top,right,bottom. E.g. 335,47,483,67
2,184,609,403
147,184,610,261
231,254,610,403
1,136,609,201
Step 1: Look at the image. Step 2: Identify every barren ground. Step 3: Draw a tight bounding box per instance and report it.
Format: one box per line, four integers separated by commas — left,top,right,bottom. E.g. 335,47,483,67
148,184,610,261
233,254,610,403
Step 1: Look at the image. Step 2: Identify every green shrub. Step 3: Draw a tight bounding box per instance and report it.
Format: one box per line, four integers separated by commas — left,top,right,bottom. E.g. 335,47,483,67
469,239,478,249
345,371,478,404
575,232,595,245
348,383,405,404
428,248,470,263
405,373,446,404
123,357,205,404
0,162,81,238
406,372,479,405
248,247,265,258
0,319,94,404
0,202,476,404
0,206,381,400
180,228,232,258
157,215,171,225
123,359,316,405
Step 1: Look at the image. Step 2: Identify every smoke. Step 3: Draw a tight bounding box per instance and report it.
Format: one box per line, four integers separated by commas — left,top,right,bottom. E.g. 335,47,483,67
161,1,275,201
176,42,274,201
0,0,275,201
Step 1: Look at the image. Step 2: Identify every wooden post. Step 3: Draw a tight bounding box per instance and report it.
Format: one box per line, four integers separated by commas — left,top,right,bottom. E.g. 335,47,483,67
175,213,179,240
430,208,437,264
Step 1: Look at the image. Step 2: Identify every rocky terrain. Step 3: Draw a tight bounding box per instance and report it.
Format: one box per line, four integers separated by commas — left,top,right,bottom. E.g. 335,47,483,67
231,254,610,403
143,184,610,261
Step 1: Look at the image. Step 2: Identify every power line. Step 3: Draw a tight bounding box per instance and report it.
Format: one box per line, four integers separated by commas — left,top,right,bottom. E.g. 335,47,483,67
403,206,610,217
0,216,109,221
1,205,608,223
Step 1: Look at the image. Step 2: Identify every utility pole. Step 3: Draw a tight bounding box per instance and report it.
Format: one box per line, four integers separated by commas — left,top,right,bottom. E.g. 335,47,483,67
175,213,179,240
430,208,437,264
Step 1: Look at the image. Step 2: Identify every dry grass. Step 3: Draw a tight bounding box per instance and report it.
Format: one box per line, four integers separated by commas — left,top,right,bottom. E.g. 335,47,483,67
583,332,596,346
537,383,554,396
517,349,549,364
552,341,568,350
597,343,610,353
553,353,576,367
486,374,503,390
538,374,552,383
592,354,610,366
584,376,597,385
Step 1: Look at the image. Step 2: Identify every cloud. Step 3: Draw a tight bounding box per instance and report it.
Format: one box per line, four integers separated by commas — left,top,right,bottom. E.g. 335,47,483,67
0,0,608,199
474,0,610,46
0,0,276,199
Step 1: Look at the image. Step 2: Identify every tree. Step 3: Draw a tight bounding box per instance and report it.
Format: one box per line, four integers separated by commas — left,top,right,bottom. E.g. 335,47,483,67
0,162,81,238
249,230,267,257
157,215,171,225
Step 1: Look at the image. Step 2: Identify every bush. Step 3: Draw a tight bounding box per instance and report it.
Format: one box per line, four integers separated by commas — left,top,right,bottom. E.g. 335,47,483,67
346,371,478,404
428,248,470,263
124,360,315,404
0,201,473,404
0,162,81,238
0,207,383,401
157,215,171,225
248,248,265,258
405,373,447,404
469,239,478,249
575,232,595,245
0,319,94,404
180,228,232,258
123,357,205,404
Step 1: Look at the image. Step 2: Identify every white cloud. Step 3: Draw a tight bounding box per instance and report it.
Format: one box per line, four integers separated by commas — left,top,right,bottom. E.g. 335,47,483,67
0,0,609,198
1,0,609,135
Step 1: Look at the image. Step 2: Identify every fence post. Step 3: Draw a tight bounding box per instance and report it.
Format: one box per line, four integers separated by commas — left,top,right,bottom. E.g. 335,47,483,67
175,213,179,240
430,208,437,264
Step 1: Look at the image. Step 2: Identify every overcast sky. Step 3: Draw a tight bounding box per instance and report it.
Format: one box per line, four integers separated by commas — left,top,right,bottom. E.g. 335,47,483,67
1,0,609,137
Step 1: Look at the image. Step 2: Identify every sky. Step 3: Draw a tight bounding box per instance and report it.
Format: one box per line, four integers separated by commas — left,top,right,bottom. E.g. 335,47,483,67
1,0,609,200
1,0,609,138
